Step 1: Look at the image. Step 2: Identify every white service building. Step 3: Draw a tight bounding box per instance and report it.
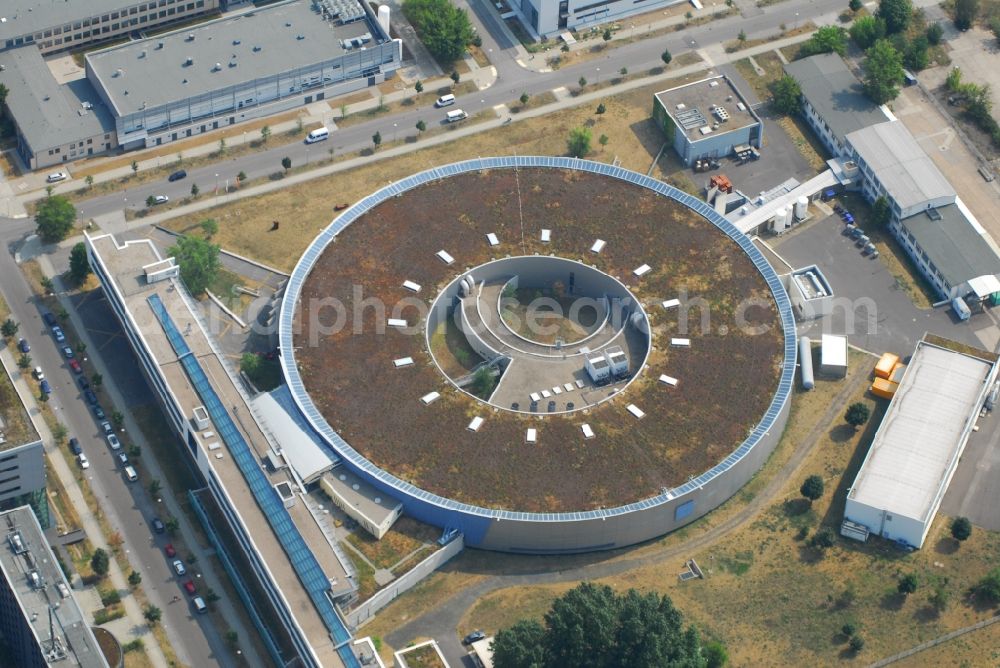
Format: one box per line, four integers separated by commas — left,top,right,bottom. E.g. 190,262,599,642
843,339,997,549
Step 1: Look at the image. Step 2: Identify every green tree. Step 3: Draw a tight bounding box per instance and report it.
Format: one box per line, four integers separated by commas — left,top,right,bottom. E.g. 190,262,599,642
451,70,461,84
35,195,77,243
237,171,247,183
260,125,271,144
801,26,848,56
871,196,891,227
145,195,156,208
578,76,587,90
800,475,824,503
200,218,219,238
704,640,728,668
850,15,887,49
603,28,612,41
415,119,427,134
41,277,54,295
85,174,94,189
841,622,857,637
598,134,609,151
91,372,103,387
1,318,18,339
143,605,162,625
471,367,494,396
863,39,905,104
520,92,530,106
168,235,220,297
738,29,747,43
661,48,672,65
954,0,978,30
946,66,963,92
877,0,912,34
403,0,475,63
128,570,142,587
415,80,424,94
90,548,110,577
849,635,865,652
845,401,871,427
372,131,382,150
991,17,1000,43
926,22,944,45
281,156,292,172
620,67,628,77
68,242,91,285
52,422,68,444
224,630,238,645
898,573,918,595
566,127,592,158
17,353,31,369
218,138,226,154
849,0,863,10
130,160,139,176
929,583,950,612
904,35,930,71
596,102,606,114
190,182,200,197
493,620,546,667
148,479,161,495
165,517,180,535
111,410,124,429
951,516,972,542
770,75,802,115
975,568,1000,603
810,528,836,549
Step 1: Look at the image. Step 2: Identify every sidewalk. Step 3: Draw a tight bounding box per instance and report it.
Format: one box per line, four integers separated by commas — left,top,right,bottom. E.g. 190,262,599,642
26,245,265,668
0,346,170,668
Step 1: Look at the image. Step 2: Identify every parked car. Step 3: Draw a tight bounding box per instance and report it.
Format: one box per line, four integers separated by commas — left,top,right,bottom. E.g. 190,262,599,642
68,359,82,374
172,559,187,576
168,169,187,182
183,580,197,595
463,630,486,645
93,405,106,420
46,171,68,183
164,544,177,558
77,453,90,469
107,434,121,450
117,452,129,467
51,326,65,343
151,518,166,534
61,346,74,359
192,596,208,614
100,421,113,435
152,195,169,205
78,376,90,390
39,379,51,395
17,338,29,353
32,366,44,380
68,437,82,455
42,312,57,327
83,388,98,405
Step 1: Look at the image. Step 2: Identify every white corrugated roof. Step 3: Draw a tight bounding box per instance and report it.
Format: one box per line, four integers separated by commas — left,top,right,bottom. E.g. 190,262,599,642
251,387,336,484
848,342,992,522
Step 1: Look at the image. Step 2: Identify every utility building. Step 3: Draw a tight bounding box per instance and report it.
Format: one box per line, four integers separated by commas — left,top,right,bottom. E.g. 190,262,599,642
843,338,997,549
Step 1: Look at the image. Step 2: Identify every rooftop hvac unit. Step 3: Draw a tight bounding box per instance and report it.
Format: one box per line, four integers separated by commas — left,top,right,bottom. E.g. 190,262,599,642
186,33,195,41
675,103,686,110
713,106,729,121
184,56,193,66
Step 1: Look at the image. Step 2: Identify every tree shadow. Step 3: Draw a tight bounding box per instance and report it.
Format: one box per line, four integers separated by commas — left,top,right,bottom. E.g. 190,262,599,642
797,544,824,564
829,424,857,444
934,537,959,555
783,498,812,517
913,605,941,623
880,591,906,611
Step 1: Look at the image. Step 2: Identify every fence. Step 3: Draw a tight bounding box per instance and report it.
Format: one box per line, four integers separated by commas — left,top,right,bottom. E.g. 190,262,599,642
344,535,465,628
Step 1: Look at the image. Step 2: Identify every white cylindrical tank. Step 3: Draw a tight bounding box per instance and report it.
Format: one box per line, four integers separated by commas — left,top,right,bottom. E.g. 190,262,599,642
377,5,391,35
773,206,788,232
799,336,814,390
795,195,808,219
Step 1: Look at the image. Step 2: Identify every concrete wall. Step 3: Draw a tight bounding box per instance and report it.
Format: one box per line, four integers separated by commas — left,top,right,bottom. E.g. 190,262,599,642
346,535,464,628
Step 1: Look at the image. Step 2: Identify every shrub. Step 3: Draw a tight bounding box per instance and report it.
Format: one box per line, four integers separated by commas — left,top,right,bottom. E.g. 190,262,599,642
800,475,824,502
951,516,972,542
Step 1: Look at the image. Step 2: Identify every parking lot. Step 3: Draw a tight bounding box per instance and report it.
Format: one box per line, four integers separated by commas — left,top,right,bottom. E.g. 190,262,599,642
769,211,992,355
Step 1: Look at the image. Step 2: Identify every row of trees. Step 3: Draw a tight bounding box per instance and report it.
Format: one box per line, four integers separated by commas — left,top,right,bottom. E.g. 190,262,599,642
491,582,726,668
402,0,475,64
945,67,1000,146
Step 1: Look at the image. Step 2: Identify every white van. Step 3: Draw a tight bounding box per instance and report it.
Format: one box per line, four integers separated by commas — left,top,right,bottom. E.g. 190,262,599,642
124,466,138,482
193,596,208,614
435,94,456,108
305,127,329,144
445,109,468,123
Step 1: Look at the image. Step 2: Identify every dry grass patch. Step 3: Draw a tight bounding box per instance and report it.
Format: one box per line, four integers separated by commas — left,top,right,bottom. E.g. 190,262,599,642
164,73,707,272
346,517,439,570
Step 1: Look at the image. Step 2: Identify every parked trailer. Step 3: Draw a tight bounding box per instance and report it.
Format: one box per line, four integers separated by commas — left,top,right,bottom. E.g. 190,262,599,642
799,336,814,390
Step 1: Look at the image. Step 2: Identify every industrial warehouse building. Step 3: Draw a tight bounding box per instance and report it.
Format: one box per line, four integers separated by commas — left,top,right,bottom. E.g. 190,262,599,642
0,0,221,55
843,339,998,549
783,53,891,159
0,0,400,169
652,75,763,166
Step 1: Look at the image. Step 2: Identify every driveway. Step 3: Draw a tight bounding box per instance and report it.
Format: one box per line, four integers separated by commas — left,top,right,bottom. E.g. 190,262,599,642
941,413,1000,532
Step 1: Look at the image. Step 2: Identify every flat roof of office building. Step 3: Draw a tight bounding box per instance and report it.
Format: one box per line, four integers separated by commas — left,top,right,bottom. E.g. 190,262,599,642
846,120,955,213
87,0,380,116
783,53,890,143
86,233,352,668
900,201,1000,289
654,75,760,142
847,340,993,523
0,46,115,150
0,0,137,43
0,505,110,668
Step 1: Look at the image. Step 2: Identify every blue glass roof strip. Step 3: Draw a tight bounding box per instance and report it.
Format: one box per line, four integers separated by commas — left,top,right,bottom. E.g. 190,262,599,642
146,295,356,658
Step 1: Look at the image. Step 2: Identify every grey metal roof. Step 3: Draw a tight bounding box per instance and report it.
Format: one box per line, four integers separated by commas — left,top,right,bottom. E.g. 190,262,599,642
0,506,110,668
901,202,1000,288
87,0,380,116
0,46,115,151
0,0,136,44
783,53,888,143
847,120,955,213
251,386,337,485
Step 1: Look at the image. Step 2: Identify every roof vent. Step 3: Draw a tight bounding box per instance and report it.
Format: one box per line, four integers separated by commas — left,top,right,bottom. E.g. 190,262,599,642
229,60,237,68
184,56,193,66
186,33,195,41
296,34,305,40
233,39,241,45
212,62,222,71
156,41,164,49
252,45,262,52
139,49,146,58
285,22,292,27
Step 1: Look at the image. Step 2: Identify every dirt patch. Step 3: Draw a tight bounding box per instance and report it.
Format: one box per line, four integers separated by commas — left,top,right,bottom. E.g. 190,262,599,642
293,168,784,512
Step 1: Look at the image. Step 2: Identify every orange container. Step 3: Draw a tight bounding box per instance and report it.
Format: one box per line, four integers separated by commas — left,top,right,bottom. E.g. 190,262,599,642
874,353,900,380
871,377,898,399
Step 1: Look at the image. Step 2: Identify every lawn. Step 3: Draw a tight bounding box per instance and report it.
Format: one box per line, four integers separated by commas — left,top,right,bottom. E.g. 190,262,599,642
0,356,35,446
343,542,379,601
397,643,447,668
163,71,711,273
346,517,440,570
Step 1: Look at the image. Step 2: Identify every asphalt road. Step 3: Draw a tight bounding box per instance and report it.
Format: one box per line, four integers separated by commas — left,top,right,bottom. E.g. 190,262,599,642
0,217,235,668
68,0,845,221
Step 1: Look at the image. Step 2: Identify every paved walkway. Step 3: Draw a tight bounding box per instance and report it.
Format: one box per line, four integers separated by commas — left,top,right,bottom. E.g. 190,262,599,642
0,346,170,668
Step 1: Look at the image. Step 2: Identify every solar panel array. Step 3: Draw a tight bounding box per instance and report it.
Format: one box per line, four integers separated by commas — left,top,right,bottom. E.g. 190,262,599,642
147,294,360,668
279,156,797,524
314,0,365,24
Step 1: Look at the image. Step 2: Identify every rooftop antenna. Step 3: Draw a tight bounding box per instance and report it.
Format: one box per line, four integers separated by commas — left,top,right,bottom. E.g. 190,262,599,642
513,151,526,255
